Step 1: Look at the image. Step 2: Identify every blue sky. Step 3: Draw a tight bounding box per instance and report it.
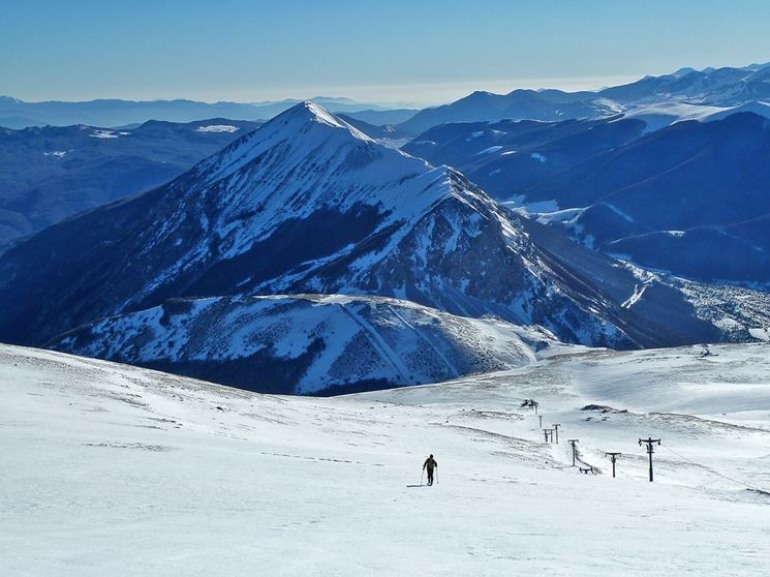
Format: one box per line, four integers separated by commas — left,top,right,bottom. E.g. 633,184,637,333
3,0,770,106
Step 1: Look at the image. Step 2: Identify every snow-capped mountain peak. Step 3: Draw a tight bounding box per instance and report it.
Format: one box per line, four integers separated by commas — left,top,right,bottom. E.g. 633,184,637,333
250,99,377,146
290,100,373,138
191,100,423,195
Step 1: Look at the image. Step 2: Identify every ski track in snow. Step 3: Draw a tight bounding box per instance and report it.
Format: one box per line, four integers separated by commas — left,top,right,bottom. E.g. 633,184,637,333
3,342,770,576
384,304,460,376
336,302,412,383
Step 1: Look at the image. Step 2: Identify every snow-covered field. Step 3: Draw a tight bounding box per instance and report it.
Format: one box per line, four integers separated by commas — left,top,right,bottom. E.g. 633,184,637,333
2,342,769,576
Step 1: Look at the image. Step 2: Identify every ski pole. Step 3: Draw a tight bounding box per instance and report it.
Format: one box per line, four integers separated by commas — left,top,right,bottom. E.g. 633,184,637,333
420,469,424,486
436,469,439,485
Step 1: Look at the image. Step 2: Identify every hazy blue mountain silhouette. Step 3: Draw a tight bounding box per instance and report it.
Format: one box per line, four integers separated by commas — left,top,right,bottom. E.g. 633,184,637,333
398,89,620,135
0,95,417,129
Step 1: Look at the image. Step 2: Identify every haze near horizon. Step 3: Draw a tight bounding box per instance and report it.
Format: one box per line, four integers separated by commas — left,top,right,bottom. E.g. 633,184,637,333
3,0,770,107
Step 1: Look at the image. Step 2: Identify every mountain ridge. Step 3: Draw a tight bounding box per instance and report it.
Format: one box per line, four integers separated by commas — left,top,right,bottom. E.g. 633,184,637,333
0,117,262,252
48,294,554,395
403,111,770,285
397,62,770,135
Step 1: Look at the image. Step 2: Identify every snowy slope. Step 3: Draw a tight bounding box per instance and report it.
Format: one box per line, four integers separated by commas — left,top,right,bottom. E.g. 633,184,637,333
2,342,769,576
48,294,558,395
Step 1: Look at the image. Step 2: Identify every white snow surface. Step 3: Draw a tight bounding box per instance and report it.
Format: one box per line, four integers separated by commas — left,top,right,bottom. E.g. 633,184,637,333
195,124,240,133
3,342,770,576
89,129,129,139
622,101,727,132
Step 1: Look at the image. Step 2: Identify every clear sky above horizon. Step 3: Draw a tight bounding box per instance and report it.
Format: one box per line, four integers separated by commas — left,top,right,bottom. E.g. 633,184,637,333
3,0,770,107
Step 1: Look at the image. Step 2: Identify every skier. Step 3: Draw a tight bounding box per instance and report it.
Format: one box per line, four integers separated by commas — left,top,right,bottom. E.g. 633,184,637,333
422,454,438,486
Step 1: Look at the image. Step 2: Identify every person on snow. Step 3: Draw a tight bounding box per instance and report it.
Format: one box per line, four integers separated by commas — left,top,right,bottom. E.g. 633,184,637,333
423,454,438,486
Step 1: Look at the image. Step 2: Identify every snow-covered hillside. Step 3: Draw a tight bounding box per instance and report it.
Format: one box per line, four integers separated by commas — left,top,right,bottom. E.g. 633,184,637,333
48,294,559,395
3,342,769,576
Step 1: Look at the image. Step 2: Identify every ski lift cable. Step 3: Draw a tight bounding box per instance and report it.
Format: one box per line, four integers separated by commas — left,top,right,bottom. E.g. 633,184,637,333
660,444,769,494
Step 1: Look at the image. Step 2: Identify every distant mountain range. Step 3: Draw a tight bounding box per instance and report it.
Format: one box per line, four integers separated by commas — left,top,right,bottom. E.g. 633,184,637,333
5,62,769,134
404,112,770,285
397,62,770,134
0,95,417,130
398,89,622,135
3,102,758,394
3,63,770,395
600,62,770,106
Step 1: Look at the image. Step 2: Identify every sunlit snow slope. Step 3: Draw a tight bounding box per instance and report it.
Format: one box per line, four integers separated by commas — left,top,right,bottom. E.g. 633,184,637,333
3,343,769,576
